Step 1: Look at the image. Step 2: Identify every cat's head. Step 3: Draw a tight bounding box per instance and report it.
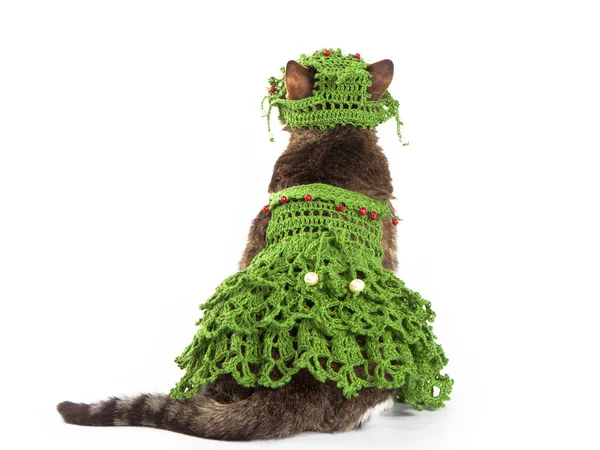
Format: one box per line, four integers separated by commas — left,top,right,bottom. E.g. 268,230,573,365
284,58,393,102
263,49,404,143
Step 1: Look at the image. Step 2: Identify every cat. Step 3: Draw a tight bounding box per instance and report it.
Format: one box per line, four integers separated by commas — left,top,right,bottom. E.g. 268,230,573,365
57,57,407,440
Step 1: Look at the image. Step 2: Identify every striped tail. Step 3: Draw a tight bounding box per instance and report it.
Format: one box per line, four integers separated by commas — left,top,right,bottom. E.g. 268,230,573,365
57,393,285,440
57,391,323,440
57,373,395,440
57,394,183,431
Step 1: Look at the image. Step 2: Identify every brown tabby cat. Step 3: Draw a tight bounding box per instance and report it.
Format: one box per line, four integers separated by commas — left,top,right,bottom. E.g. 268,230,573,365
57,57,402,440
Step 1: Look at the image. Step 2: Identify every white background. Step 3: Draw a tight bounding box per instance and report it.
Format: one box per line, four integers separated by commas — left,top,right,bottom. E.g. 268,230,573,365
1,1,599,449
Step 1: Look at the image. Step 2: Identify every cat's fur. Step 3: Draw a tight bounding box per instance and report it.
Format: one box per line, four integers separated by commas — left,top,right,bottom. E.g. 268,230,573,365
58,57,400,440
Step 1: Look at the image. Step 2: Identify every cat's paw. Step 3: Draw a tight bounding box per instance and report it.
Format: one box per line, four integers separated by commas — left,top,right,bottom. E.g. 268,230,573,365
358,397,394,427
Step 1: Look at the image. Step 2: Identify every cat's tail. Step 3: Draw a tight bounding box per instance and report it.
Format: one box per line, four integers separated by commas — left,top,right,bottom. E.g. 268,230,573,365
58,393,278,440
57,370,395,440
56,389,371,440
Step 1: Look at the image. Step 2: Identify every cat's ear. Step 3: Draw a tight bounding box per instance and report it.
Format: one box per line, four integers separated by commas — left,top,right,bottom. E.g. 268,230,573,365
366,59,394,100
285,61,316,100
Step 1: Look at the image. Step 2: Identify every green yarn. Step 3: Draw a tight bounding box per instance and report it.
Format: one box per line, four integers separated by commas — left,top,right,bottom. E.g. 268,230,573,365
261,48,409,145
170,183,452,410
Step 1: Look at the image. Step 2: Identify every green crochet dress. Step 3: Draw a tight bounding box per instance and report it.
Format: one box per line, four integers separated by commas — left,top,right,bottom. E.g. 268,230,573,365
170,183,453,409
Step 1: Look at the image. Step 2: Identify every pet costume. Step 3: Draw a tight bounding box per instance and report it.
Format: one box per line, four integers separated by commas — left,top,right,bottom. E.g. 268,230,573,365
170,49,453,410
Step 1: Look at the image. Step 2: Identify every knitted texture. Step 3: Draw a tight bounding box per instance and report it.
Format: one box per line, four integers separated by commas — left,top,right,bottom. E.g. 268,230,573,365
171,183,453,410
262,48,408,144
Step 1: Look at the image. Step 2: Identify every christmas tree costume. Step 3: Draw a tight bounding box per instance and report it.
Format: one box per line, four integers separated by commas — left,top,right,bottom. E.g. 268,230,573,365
170,50,453,410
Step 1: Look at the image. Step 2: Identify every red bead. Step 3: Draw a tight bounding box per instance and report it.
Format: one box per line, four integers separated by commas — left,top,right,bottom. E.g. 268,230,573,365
304,194,312,201
280,196,287,203
354,53,360,59
336,204,345,212
370,211,378,220
269,86,276,93
359,207,367,216
263,205,269,212
392,218,399,226
323,49,331,56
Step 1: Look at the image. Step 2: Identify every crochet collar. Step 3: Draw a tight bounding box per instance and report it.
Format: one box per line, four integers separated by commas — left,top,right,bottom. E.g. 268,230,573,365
268,183,394,219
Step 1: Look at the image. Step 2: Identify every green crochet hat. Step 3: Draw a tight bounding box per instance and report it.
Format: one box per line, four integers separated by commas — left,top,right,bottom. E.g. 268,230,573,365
262,48,408,145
